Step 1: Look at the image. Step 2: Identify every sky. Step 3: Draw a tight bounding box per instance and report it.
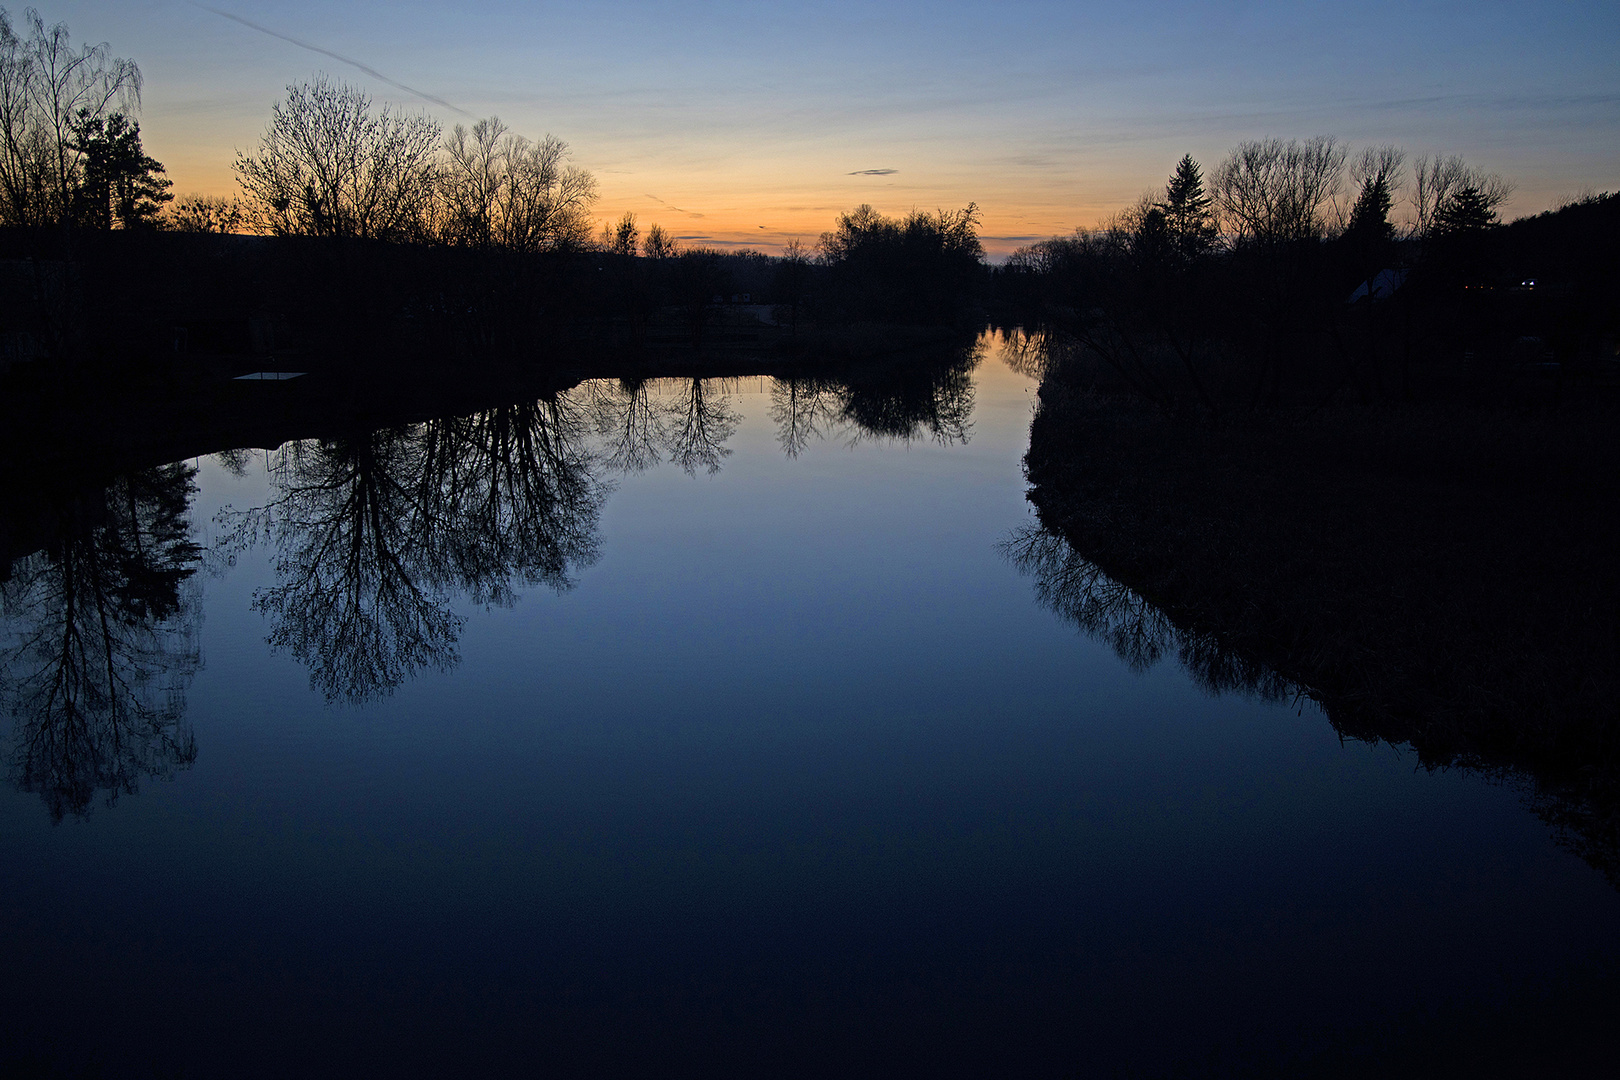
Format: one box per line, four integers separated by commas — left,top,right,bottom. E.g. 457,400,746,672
17,1,1620,256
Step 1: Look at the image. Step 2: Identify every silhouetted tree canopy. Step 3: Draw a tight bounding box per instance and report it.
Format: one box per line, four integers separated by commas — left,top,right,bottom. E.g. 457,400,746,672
1344,145,1403,250
817,202,983,324
1212,137,1345,246
0,7,143,226
642,222,677,260
1434,185,1500,234
437,116,596,252
1412,153,1511,238
69,109,169,228
234,76,441,241
164,191,245,233
603,210,638,256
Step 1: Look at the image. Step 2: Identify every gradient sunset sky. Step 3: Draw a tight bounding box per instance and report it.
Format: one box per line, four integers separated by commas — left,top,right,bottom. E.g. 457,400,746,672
22,1,1620,256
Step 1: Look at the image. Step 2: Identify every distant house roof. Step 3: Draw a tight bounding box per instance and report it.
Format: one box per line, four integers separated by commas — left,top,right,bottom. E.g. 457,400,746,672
1346,268,1409,304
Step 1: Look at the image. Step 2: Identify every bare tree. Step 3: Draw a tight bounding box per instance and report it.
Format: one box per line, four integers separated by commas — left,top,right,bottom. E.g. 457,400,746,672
0,9,49,224
1212,136,1346,245
165,192,246,233
602,209,637,255
0,7,141,226
1411,153,1512,237
642,222,678,259
234,76,441,241
438,115,597,252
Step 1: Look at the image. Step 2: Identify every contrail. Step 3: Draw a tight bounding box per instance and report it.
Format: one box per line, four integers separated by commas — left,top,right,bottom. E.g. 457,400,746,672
646,194,704,218
192,3,471,116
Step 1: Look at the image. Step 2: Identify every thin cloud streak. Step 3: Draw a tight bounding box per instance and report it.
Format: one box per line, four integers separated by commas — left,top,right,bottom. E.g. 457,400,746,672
191,3,471,116
645,194,705,218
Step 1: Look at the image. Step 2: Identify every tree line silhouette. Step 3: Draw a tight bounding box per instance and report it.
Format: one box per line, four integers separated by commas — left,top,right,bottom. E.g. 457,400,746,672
0,8,990,378
996,140,1616,412
6,8,1616,395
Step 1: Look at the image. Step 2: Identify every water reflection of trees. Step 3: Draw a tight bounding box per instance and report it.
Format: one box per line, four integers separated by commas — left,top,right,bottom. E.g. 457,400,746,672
835,347,979,446
992,325,1062,382
1012,400,1620,886
219,351,985,703
586,378,668,473
582,377,741,475
1003,525,1293,700
0,465,202,819
769,378,843,458
665,379,741,476
577,342,982,477
220,393,604,703
769,339,984,456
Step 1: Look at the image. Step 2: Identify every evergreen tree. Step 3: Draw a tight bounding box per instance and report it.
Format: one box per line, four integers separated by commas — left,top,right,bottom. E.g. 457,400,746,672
70,110,172,228
1157,154,1216,258
1345,173,1395,245
1434,185,1499,235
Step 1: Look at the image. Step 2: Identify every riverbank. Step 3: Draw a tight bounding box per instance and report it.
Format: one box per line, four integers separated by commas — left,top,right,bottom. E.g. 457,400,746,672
1023,373,1620,877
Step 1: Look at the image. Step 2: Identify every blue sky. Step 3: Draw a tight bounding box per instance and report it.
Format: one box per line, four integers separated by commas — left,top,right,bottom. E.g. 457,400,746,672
23,1,1620,253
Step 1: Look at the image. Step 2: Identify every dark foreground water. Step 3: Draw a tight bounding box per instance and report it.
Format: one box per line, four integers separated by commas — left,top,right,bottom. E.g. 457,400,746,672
2,338,1616,1077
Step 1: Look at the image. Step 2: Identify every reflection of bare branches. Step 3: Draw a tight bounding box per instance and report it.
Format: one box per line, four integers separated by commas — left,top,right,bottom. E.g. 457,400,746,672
769,377,843,458
768,340,986,455
216,395,605,704
212,447,257,477
1178,627,1294,701
1002,524,1296,702
666,378,741,476
584,378,669,473
425,395,604,606
1002,526,1174,672
0,466,202,819
840,344,980,448
997,326,1063,381
246,431,459,704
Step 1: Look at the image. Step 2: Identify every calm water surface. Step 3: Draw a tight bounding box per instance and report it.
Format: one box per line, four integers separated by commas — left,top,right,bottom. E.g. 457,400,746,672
2,338,1615,1076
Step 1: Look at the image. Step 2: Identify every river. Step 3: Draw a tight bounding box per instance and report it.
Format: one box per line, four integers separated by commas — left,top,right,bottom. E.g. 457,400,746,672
1,333,1614,1076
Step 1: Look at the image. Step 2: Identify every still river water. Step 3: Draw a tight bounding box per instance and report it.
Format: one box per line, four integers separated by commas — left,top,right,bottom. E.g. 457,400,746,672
1,335,1615,1076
